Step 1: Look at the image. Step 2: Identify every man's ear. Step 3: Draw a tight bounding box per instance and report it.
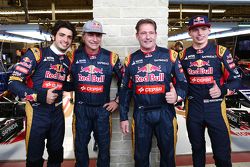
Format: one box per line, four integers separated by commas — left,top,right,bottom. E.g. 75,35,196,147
135,33,139,40
51,35,55,41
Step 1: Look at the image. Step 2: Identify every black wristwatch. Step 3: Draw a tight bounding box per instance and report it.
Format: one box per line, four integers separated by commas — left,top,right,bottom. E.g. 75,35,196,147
114,96,119,104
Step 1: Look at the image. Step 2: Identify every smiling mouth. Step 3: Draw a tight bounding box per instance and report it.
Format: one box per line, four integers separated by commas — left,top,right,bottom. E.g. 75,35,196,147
144,40,152,43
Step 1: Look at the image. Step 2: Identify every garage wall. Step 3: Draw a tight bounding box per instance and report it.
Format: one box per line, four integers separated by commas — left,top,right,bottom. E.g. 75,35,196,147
93,0,169,166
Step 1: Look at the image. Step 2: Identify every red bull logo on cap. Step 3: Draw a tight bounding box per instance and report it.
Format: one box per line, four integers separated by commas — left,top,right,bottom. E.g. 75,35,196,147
193,17,205,25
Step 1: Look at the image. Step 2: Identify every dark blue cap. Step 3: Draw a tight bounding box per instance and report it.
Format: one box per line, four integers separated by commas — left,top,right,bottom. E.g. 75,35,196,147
188,15,211,30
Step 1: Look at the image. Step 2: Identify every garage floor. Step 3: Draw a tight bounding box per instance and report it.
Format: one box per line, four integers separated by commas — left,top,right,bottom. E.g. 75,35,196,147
0,152,249,167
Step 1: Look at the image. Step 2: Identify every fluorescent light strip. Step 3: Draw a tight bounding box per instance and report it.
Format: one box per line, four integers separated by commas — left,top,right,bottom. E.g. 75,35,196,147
0,9,93,15
168,32,189,41
209,29,250,39
238,24,250,27
0,34,42,43
169,9,225,13
0,8,223,15
7,30,51,41
168,28,230,41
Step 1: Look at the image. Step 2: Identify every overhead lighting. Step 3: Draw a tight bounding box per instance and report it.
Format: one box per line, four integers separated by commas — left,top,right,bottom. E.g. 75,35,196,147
0,9,93,15
169,9,225,13
168,28,230,41
168,32,189,41
209,28,250,39
6,30,51,41
0,34,42,43
70,21,87,24
0,24,50,43
238,24,250,27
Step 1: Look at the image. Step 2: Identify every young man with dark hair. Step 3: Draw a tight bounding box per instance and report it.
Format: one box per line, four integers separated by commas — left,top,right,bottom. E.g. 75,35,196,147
119,18,187,167
179,15,241,167
8,20,76,167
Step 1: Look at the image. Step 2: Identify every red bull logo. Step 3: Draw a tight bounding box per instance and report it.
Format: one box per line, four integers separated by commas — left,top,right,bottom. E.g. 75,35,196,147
22,57,32,63
193,17,205,25
190,59,210,68
137,64,161,73
25,93,36,102
50,64,65,73
80,65,103,74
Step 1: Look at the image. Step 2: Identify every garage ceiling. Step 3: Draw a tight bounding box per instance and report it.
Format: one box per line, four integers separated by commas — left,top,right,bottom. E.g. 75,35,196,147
1,0,250,35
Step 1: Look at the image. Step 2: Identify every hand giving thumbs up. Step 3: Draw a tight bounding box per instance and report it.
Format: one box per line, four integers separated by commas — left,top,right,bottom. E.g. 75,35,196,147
165,82,177,104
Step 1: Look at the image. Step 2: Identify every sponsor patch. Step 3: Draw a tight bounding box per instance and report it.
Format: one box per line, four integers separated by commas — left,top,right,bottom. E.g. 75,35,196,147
190,59,210,68
19,62,32,69
137,64,161,73
132,59,143,65
97,61,109,65
202,55,217,58
80,65,103,74
76,59,86,64
78,84,103,93
154,59,168,62
45,71,66,81
145,53,152,58
50,64,65,73
24,93,37,102
12,71,22,77
187,54,195,59
196,49,204,54
78,74,105,83
187,67,213,75
43,57,55,62
135,73,164,83
42,81,63,90
22,57,32,63
15,66,29,74
136,85,165,94
189,76,214,84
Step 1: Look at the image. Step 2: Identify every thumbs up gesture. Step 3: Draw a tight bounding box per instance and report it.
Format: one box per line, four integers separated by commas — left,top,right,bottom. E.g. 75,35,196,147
46,86,59,104
209,80,221,98
165,82,177,104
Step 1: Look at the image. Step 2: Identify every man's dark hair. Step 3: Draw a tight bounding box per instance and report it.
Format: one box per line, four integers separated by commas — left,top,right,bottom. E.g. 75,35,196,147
135,19,157,33
51,20,77,39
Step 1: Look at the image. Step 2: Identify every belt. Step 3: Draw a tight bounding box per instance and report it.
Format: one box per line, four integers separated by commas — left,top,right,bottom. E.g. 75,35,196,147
77,101,104,107
138,105,162,111
203,98,223,103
